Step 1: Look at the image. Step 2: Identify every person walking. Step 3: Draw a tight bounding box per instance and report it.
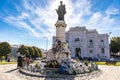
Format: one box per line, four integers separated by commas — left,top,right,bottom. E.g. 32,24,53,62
17,56,22,68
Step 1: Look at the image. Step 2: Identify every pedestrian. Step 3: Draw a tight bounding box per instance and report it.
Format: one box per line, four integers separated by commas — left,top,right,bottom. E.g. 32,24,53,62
17,56,22,68
26,57,30,69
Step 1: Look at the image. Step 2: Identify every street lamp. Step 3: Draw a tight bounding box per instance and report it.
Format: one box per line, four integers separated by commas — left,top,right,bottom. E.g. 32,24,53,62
43,37,48,58
109,32,112,58
109,32,112,43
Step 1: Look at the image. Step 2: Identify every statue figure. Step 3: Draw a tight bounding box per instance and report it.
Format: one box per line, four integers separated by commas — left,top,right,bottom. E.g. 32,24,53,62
56,1,66,21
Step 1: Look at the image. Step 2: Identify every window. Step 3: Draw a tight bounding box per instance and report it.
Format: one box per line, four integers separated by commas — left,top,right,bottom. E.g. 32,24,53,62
90,49,93,53
75,38,83,46
75,38,80,45
66,40,68,43
89,40,93,47
101,48,104,53
75,38,80,42
101,40,104,46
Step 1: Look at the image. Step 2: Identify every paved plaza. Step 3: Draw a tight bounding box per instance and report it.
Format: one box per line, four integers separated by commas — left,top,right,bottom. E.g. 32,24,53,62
91,65,120,80
0,64,120,80
0,64,22,80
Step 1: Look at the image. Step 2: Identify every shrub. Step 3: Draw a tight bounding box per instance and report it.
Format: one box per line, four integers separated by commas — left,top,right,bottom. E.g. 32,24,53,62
84,61,89,66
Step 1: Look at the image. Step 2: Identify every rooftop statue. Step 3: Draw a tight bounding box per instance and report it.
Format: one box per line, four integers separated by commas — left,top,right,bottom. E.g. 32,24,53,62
55,1,66,21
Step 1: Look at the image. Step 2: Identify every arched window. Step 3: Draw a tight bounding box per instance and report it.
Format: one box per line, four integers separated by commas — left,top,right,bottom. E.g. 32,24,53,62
101,40,104,46
101,48,104,53
75,38,83,46
75,38,80,42
89,40,93,47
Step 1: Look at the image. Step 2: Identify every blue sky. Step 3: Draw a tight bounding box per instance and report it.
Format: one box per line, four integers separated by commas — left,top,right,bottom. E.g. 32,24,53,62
0,0,120,49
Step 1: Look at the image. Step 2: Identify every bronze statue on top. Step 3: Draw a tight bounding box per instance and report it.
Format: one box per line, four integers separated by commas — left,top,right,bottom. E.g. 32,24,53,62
56,1,66,21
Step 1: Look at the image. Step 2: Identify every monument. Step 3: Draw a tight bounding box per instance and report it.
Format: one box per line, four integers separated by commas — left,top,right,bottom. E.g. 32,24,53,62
19,1,99,79
55,1,66,21
47,1,70,63
45,1,98,75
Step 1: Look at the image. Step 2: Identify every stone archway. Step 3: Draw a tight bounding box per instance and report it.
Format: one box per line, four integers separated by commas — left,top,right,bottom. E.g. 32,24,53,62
75,48,81,58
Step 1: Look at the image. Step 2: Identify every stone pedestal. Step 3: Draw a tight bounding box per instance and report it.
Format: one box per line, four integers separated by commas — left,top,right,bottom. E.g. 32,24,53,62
55,20,66,42
54,20,70,62
47,20,71,63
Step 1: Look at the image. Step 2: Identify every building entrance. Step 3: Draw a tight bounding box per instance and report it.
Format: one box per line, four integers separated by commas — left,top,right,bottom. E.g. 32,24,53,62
75,48,81,58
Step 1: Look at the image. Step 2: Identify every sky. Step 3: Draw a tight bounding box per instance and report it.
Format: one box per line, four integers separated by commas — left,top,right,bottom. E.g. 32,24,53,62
0,0,120,49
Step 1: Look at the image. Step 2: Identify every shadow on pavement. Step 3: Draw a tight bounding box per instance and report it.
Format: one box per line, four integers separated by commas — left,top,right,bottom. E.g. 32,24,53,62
5,68,18,73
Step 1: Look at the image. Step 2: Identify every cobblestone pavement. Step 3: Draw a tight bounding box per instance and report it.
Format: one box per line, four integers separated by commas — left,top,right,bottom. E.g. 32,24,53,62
0,64,23,80
0,64,120,80
91,65,120,80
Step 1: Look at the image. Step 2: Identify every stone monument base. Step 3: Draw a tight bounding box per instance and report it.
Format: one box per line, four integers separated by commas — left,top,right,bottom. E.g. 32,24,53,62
46,42,70,63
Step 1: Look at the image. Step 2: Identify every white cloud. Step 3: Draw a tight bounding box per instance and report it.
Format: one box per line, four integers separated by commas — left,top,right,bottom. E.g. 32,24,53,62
3,0,120,42
79,4,120,34
4,15,42,38
106,5,119,15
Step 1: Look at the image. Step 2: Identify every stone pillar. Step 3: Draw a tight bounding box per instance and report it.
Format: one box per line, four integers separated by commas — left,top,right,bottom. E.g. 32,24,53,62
55,20,67,42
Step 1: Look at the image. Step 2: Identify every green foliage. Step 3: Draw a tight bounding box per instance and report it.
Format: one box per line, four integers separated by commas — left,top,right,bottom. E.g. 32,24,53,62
36,47,42,58
27,46,34,58
32,46,42,58
0,61,17,65
95,61,120,66
33,46,39,58
18,45,42,58
46,60,60,68
116,62,120,66
84,61,89,66
110,37,120,54
94,62,106,65
0,42,11,57
35,62,41,69
17,45,29,56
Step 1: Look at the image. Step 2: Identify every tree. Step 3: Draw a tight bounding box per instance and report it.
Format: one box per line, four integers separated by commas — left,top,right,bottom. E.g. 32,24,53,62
32,46,39,58
27,46,34,58
17,45,42,58
0,42,11,61
32,46,42,59
38,48,43,57
17,45,29,57
110,37,120,56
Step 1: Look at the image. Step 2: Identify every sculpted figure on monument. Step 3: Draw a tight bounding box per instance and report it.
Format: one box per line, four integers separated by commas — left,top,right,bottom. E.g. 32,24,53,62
56,1,66,20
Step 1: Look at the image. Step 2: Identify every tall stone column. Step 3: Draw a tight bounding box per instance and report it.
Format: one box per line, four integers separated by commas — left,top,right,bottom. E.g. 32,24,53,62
46,1,71,62
55,20,67,42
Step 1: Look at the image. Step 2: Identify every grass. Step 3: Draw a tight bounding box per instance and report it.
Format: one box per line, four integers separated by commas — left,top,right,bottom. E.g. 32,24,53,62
115,62,120,66
94,61,106,65
76,59,120,66
0,61,17,65
95,61,120,66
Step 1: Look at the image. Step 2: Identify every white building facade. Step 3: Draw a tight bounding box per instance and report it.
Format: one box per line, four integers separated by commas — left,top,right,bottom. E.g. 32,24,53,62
66,27,110,60
11,45,20,59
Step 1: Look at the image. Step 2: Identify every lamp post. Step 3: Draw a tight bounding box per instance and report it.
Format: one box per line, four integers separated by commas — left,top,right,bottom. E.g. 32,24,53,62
109,32,112,58
43,37,48,58
109,32,112,43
